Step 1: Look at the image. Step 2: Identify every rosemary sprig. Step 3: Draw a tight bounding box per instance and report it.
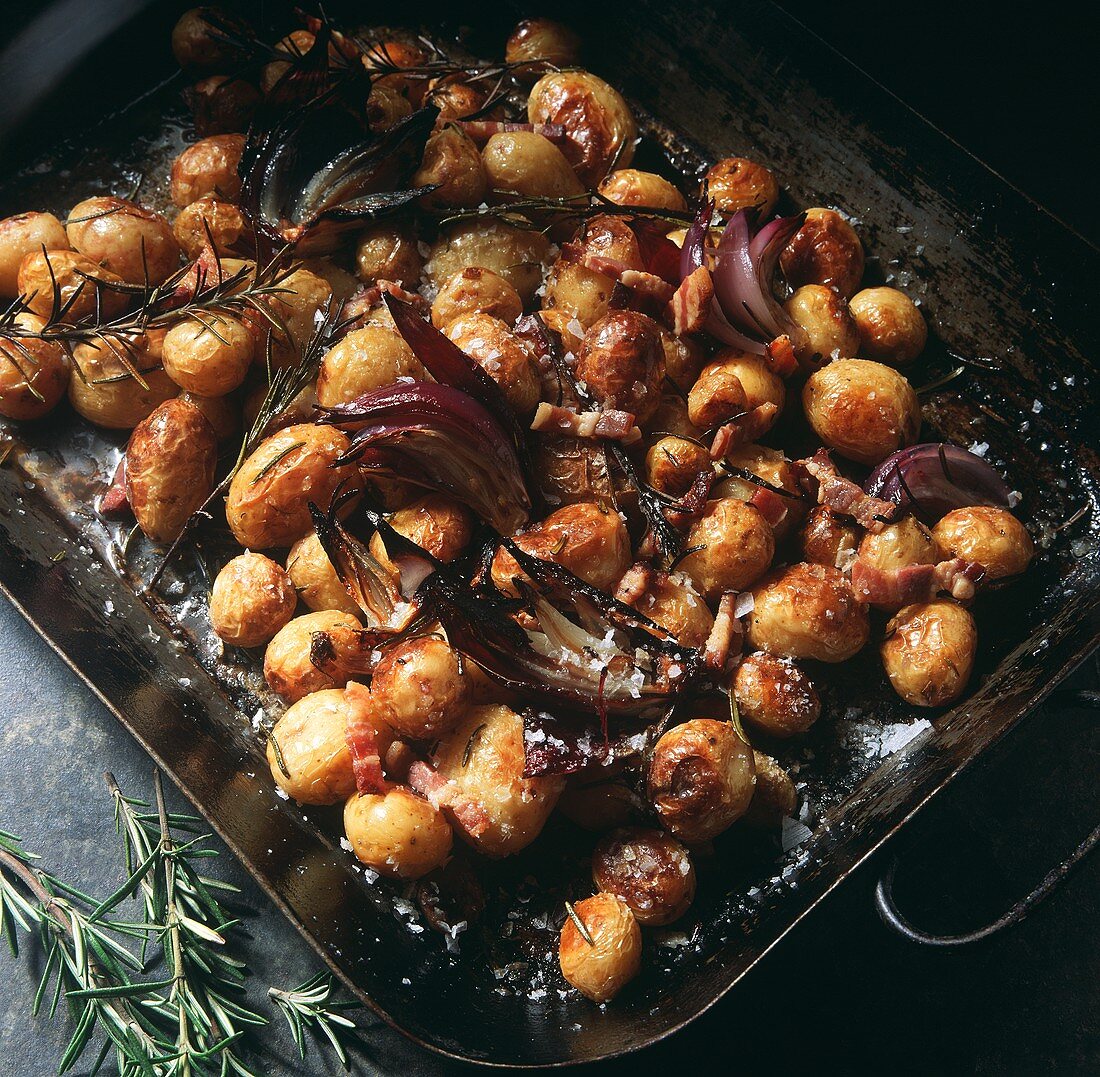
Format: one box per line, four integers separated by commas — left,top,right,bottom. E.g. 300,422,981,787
442,192,696,233
564,900,595,947
269,972,359,1070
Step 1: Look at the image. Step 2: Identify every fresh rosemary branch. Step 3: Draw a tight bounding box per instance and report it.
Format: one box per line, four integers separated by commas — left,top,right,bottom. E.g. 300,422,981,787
442,191,696,233
269,972,359,1070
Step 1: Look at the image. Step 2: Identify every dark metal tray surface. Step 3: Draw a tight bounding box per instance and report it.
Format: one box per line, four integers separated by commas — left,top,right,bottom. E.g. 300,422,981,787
1,1,1098,1066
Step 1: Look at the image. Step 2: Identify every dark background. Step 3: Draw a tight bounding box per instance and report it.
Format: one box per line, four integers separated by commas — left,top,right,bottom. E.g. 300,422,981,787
1,2,1098,1074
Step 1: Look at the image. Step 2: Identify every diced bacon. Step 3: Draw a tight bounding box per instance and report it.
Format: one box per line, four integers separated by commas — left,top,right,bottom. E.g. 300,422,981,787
850,557,987,606
99,458,130,515
343,681,387,795
407,760,492,838
457,120,568,143
667,266,713,336
794,449,897,533
585,253,634,279
709,403,780,459
619,269,675,304
530,402,639,443
705,592,743,672
765,334,799,378
749,485,789,529
613,563,654,608
340,280,428,328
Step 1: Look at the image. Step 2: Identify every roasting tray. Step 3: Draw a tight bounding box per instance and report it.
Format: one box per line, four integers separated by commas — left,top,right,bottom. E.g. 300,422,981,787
2,0,1099,1066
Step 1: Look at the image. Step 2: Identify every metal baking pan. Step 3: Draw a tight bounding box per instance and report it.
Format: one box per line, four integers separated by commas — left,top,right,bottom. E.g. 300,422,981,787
1,0,1099,1066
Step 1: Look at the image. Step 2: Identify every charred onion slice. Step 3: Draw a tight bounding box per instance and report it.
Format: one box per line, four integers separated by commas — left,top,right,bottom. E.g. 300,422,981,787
521,709,649,778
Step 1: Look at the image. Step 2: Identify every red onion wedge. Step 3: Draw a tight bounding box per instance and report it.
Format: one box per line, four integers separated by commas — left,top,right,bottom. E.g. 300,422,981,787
864,443,1012,520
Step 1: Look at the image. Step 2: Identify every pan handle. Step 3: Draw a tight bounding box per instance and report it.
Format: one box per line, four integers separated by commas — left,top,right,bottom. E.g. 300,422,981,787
874,688,1100,946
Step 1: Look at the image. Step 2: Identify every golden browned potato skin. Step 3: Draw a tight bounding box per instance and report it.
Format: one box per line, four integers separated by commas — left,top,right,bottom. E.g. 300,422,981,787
171,7,250,69
0,212,70,296
932,507,1034,580
265,266,334,368
0,332,69,421
265,687,360,804
859,516,941,572
527,71,636,187
264,609,363,703
366,83,414,132
173,196,245,259
69,336,177,430
881,600,977,707
798,506,860,568
598,169,687,211
529,432,613,509
645,435,711,498
647,719,756,843
370,636,469,739
444,312,540,414
162,316,253,396
679,499,776,603
170,134,245,207
343,786,453,880
780,208,865,299
687,360,747,431
431,267,523,330
413,125,488,213
369,494,474,571
178,390,238,442
592,827,696,926
126,397,217,542
541,261,614,332
287,532,359,615
576,310,665,423
315,324,423,408
226,424,355,549
659,327,705,393
427,76,491,123
482,131,584,201
747,562,870,662
785,284,861,370
491,501,630,595
506,18,581,74
734,651,821,737
743,750,798,828
431,704,564,858
713,349,786,414
425,220,550,306
703,156,780,217
66,197,180,286
802,358,921,467
849,287,928,366
360,39,429,104
558,892,642,1003
185,74,260,137
354,224,422,289
616,566,715,649
258,29,318,95
18,250,128,322
209,552,296,648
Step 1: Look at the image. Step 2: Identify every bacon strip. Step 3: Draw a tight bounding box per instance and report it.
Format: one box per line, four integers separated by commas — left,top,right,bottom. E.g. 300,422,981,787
666,266,713,336
343,682,387,795
618,269,675,305
709,403,780,459
794,450,897,533
407,760,492,838
340,280,429,330
704,592,743,672
530,402,639,443
99,457,130,515
765,334,799,378
749,485,789,529
850,557,987,606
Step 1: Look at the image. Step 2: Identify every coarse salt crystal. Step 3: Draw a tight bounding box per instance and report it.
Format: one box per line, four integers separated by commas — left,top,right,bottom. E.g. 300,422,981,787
733,592,755,618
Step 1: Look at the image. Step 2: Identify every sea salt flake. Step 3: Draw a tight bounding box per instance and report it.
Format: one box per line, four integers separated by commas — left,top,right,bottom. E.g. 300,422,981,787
781,817,813,852
878,718,933,757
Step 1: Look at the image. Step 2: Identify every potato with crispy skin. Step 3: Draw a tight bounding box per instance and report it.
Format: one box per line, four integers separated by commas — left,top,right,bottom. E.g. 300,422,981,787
344,786,453,879
559,892,642,1003
66,196,180,285
576,310,665,423
370,636,469,740
0,212,70,296
592,827,695,926
704,156,779,217
932,507,1034,580
780,207,865,299
734,652,821,737
210,552,296,648
679,499,775,602
881,600,977,707
264,609,363,703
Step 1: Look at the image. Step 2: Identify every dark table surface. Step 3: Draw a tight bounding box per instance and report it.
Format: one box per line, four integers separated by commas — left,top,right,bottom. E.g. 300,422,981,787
2,3,1098,1074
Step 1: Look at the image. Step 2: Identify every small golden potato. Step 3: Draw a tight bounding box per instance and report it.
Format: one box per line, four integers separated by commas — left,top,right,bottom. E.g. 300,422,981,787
882,600,977,707
265,266,334,368
645,435,711,499
210,552,296,648
366,83,414,131
315,324,423,408
679,499,775,603
491,501,631,595
659,327,705,393
69,336,177,430
344,786,453,880
528,433,613,509
746,562,869,662
506,18,581,75
703,156,780,218
592,827,695,926
576,310,665,423
780,208,865,299
354,224,422,289
431,267,523,330
264,609,363,703
425,219,550,306
687,360,746,431
647,718,756,843
431,704,564,857
0,331,69,421
482,131,584,200
173,196,245,259
444,312,539,414
265,687,363,804
0,212,70,296
226,423,356,549
713,349,786,413
427,76,491,123
369,494,474,570
744,750,798,828
616,566,714,649
716,443,799,499
734,651,821,737
559,892,641,1003
170,134,245,207
803,358,921,466
18,249,128,321
598,169,686,211
541,261,613,331
162,315,252,396
849,287,928,366
798,506,859,568
287,532,358,614
859,516,941,576
413,125,487,213
360,39,428,103
125,397,217,542
932,506,1034,580
785,284,861,369
66,197,180,286
171,7,250,69
371,636,469,740
527,71,636,187
185,73,260,137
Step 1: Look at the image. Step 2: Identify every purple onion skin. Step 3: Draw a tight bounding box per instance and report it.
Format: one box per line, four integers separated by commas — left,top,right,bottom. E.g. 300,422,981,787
864,443,1012,520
